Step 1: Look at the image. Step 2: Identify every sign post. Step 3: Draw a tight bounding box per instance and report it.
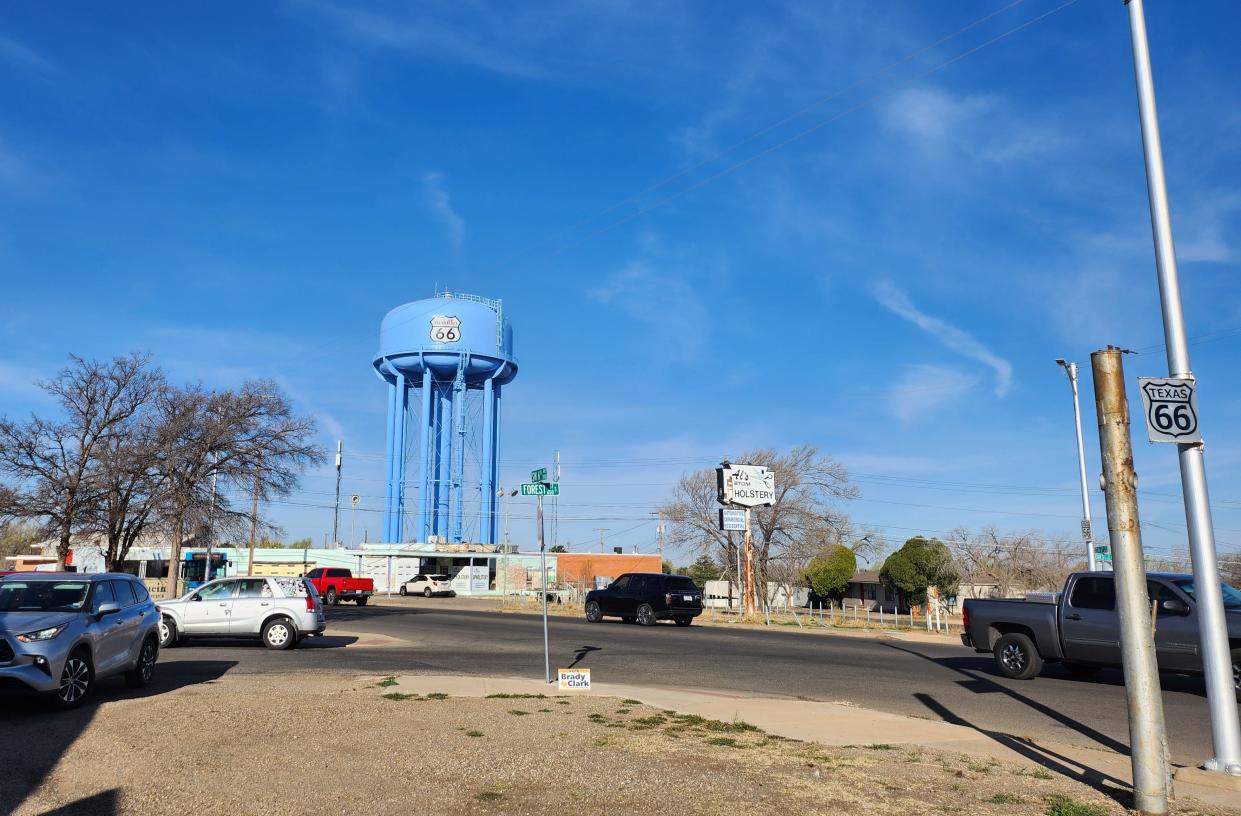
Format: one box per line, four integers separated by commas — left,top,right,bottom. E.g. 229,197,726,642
715,463,776,618
1125,0,1241,778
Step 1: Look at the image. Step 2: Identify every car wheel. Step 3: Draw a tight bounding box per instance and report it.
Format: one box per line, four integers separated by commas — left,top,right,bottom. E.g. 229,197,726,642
54,649,94,709
585,601,602,623
674,617,692,627
325,587,338,606
262,618,296,650
636,604,656,627
1062,661,1101,679
423,588,433,598
993,632,1043,680
356,596,368,607
399,585,408,596
125,637,159,688
157,616,178,648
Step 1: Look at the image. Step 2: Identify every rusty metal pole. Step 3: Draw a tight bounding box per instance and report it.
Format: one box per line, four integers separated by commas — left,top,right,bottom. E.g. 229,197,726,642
1091,347,1169,814
743,507,756,617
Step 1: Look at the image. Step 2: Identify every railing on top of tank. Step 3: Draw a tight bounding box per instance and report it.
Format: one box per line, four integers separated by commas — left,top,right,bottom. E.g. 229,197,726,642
435,290,507,350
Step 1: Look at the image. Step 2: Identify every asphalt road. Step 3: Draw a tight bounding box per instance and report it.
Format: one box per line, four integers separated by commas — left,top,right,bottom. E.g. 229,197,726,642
156,600,1228,766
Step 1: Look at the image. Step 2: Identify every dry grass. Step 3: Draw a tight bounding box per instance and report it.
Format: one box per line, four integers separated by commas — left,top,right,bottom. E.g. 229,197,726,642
3,674,1233,816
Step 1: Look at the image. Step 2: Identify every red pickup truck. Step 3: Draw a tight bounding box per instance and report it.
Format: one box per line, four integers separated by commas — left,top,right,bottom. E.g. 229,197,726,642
305,568,374,606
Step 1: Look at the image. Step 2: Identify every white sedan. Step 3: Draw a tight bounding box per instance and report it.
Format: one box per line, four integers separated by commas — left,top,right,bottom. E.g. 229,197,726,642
400,574,456,598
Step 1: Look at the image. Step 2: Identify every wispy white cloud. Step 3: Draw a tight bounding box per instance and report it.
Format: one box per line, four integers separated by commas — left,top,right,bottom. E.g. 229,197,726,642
873,281,1013,396
422,171,465,253
0,36,56,76
887,363,980,424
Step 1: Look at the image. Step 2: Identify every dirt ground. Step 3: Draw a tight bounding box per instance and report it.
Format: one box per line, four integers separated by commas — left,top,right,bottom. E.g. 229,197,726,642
2,673,1233,816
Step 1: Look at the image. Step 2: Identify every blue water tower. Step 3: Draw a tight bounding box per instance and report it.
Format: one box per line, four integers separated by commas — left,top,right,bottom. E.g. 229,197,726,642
373,292,517,543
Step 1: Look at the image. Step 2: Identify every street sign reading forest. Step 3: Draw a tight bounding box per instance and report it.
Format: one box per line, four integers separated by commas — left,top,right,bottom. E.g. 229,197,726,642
717,464,776,507
531,467,548,483
1137,377,1200,443
521,482,559,496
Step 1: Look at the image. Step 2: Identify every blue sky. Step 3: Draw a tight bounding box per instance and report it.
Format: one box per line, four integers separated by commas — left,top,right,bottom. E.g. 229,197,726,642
3,1,1240,565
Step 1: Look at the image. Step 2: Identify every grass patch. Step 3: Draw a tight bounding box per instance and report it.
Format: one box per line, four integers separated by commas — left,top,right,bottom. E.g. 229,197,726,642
990,793,1021,805
555,700,571,706
673,714,706,727
508,710,531,716
376,676,398,687
967,761,994,774
621,699,642,705
382,692,417,701
615,708,632,715
425,692,449,700
1030,768,1054,781
866,743,896,751
703,719,760,733
587,713,608,723
1043,795,1108,816
475,790,504,803
631,715,667,727
485,693,547,699
707,736,743,748
465,730,485,738
538,708,553,713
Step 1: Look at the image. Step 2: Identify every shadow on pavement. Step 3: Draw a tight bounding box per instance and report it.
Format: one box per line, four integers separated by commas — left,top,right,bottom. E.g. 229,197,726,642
912,691,1135,807
884,642,1130,754
568,646,602,668
0,659,236,816
321,605,430,623
172,635,358,650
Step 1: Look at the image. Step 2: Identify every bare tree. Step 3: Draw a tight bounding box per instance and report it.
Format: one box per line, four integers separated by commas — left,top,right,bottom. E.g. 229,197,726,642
0,354,162,568
661,445,859,596
160,380,323,598
945,526,1086,597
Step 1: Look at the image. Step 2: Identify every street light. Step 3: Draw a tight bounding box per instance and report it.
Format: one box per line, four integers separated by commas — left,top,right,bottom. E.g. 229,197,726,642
1056,359,1099,571
498,488,518,545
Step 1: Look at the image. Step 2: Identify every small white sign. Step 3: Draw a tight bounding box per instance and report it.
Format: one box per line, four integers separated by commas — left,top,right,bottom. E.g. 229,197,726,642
429,315,461,343
1137,377,1200,443
719,509,745,531
557,668,591,691
721,465,776,507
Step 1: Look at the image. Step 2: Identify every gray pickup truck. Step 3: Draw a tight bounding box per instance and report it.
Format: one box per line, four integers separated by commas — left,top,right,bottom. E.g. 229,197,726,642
962,571,1241,696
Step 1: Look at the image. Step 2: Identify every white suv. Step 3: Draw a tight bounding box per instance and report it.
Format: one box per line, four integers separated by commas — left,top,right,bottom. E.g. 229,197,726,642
157,576,326,650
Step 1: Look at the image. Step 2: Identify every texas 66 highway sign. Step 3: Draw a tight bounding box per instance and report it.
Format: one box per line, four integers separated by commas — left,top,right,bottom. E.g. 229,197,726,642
1137,377,1200,444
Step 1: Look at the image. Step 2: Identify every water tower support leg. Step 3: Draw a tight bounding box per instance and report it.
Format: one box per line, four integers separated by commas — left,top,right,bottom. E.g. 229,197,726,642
382,374,398,543
437,385,453,539
417,366,433,544
481,377,495,544
491,384,502,545
393,371,407,542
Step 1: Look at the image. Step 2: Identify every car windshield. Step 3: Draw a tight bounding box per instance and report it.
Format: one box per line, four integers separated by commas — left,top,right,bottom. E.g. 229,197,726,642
1173,579,1241,609
0,581,91,612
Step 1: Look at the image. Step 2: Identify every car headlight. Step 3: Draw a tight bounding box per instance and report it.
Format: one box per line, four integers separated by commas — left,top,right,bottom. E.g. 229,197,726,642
16,625,67,643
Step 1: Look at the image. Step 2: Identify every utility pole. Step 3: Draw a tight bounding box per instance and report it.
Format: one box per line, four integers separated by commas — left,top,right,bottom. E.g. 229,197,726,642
1091,347,1169,814
593,528,608,553
247,469,260,577
332,440,343,548
1124,0,1241,776
742,507,756,617
1056,360,1100,571
551,450,560,551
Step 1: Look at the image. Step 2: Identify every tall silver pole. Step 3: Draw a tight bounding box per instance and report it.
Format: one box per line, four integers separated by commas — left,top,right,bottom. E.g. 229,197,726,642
1092,348,1169,814
332,441,342,548
1059,362,1097,570
1125,0,1241,775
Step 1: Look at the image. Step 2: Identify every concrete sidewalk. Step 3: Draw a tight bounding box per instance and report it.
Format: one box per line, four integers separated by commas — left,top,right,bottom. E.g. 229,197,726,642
383,673,1240,809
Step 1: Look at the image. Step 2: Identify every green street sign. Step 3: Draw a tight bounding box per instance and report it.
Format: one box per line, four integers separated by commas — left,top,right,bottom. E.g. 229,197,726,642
531,467,548,483
521,482,560,496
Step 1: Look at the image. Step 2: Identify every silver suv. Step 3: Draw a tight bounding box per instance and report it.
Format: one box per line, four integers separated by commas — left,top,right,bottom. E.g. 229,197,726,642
157,576,326,650
0,573,161,709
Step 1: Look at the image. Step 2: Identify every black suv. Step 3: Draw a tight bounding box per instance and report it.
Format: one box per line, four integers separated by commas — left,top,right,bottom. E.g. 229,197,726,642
584,573,703,627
